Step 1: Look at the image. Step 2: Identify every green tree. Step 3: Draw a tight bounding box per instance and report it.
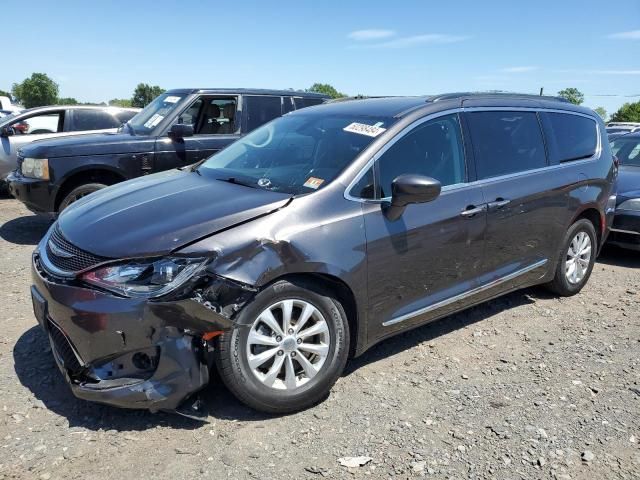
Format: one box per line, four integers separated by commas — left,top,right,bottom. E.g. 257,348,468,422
11,73,59,108
307,83,347,99
58,97,79,105
108,98,133,108
594,107,607,121
0,89,11,98
131,83,165,108
557,87,584,105
610,101,640,122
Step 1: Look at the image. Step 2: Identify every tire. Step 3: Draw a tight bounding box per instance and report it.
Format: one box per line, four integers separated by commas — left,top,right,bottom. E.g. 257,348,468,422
545,219,597,296
58,183,107,212
215,279,350,414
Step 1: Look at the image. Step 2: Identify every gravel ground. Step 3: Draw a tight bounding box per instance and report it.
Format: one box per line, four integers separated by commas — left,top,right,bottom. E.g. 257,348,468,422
0,196,639,480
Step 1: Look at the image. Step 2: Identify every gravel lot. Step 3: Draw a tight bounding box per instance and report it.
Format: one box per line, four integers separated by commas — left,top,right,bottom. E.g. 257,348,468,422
0,196,639,479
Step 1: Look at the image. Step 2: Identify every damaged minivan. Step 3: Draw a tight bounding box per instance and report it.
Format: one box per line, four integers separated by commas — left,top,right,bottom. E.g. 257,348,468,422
30,93,616,416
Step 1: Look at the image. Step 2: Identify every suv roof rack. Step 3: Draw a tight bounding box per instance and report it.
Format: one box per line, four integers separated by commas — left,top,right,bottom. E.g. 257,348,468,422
428,92,570,103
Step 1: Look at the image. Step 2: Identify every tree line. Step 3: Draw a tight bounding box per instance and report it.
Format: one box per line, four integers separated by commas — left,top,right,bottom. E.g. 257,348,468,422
3,73,639,122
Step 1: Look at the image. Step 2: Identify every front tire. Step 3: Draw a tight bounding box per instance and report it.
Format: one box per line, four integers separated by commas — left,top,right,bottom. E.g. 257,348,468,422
58,183,107,212
215,279,350,414
546,219,597,296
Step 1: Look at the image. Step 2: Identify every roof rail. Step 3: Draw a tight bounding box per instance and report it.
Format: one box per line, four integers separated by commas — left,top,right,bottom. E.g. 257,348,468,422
428,92,570,103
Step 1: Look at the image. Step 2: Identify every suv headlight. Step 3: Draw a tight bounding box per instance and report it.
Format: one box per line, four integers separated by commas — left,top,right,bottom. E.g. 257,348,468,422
618,199,640,212
82,256,208,298
21,157,49,180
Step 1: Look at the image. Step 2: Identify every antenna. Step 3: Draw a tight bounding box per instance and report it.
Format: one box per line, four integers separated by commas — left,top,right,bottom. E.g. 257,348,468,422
539,87,544,96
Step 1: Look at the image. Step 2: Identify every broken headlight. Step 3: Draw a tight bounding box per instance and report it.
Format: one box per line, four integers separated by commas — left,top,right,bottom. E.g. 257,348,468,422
82,257,208,298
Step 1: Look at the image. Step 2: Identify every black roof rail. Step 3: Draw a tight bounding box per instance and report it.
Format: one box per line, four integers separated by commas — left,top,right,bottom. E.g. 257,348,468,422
428,92,570,103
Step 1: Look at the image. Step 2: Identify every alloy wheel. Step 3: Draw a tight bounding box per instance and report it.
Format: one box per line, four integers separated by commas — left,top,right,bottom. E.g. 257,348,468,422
565,231,592,285
246,299,330,390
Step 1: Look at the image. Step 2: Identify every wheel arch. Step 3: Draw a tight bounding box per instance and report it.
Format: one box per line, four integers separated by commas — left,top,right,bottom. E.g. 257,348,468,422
55,167,126,212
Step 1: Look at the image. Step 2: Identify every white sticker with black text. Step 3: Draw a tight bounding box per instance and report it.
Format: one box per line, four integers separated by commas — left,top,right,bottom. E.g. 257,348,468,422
343,122,386,137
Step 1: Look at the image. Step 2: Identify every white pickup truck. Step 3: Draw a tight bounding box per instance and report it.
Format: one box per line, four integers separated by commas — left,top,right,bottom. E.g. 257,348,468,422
0,96,22,113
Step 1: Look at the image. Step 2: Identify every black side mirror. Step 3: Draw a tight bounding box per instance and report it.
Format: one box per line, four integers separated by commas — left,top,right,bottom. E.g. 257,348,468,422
168,123,194,140
384,174,441,221
0,126,15,137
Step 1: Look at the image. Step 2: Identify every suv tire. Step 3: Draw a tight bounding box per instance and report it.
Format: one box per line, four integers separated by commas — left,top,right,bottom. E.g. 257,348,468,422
215,279,350,414
59,183,107,212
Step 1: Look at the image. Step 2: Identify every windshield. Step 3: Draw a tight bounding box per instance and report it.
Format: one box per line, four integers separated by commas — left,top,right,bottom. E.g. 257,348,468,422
199,113,395,195
612,137,640,166
125,93,187,135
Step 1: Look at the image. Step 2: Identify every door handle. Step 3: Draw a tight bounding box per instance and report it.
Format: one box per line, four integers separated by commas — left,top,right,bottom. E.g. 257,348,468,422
460,204,487,217
487,198,511,210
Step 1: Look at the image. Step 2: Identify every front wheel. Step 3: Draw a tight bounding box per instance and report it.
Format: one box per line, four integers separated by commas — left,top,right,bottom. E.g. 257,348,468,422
58,183,107,212
215,279,350,414
545,219,597,296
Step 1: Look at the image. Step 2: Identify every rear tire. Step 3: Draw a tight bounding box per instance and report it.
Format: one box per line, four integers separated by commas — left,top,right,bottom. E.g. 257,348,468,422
215,279,350,414
545,219,597,296
58,183,107,212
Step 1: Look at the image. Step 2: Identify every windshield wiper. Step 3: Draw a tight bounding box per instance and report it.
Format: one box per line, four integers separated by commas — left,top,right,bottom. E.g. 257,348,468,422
215,176,258,189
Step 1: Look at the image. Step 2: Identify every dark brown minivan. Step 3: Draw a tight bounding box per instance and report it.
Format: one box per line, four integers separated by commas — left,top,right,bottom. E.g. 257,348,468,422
28,93,616,417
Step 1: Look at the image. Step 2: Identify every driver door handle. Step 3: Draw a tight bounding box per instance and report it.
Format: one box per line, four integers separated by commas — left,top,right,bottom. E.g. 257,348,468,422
460,204,487,217
487,198,511,210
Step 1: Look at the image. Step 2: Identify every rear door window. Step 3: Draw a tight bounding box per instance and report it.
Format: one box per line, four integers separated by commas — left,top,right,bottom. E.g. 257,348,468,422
542,112,597,163
244,96,282,132
73,110,121,131
466,111,547,179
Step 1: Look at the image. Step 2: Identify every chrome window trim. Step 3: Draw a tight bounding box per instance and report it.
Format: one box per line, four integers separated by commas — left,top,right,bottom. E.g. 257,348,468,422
344,107,602,203
382,258,548,327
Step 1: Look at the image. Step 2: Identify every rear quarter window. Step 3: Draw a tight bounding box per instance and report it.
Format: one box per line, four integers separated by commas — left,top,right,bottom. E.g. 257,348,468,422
542,112,598,163
294,97,325,109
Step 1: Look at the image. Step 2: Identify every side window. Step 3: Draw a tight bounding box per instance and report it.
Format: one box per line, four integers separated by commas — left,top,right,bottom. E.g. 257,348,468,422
377,114,466,198
544,113,597,163
244,95,282,132
467,111,547,179
73,110,120,131
294,97,324,109
350,167,376,199
611,138,640,166
179,97,237,135
282,97,295,114
12,112,63,135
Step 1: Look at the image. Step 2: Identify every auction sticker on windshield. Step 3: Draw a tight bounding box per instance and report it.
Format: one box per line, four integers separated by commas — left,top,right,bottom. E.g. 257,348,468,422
164,96,181,103
303,177,324,189
144,114,165,129
343,122,386,138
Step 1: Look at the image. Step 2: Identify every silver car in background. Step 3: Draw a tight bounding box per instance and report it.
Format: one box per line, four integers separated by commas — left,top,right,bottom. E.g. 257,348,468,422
0,105,138,187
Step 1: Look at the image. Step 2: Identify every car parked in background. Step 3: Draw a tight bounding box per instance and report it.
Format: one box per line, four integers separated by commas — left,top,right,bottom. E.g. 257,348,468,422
0,95,22,113
0,105,138,188
9,89,328,214
28,93,615,416
608,132,640,250
606,122,640,136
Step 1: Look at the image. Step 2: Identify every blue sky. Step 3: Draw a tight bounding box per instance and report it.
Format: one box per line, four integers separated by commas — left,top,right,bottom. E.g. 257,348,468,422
2,0,639,115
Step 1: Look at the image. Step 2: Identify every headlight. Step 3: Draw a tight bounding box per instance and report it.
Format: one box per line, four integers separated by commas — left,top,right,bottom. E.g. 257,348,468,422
618,199,640,212
21,157,49,180
82,256,208,298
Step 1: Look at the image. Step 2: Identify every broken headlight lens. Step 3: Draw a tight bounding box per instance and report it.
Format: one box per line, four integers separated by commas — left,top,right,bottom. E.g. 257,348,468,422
82,257,208,298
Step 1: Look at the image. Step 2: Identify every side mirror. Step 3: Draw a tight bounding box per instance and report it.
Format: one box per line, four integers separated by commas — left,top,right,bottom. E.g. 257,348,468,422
0,126,15,137
168,123,194,140
384,174,441,221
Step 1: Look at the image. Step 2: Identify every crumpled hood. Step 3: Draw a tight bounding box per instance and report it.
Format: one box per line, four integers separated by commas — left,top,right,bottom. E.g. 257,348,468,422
617,166,640,200
19,132,153,158
57,169,292,258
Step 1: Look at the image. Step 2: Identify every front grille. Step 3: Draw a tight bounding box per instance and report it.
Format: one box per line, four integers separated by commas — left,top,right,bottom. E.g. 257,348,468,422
48,319,83,374
44,224,109,274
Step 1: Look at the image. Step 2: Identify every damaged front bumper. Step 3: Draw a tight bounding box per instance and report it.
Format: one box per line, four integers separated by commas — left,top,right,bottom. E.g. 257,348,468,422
30,252,255,415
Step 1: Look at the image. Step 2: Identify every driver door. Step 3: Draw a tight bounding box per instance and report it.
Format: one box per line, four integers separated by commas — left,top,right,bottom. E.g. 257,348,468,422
153,96,240,172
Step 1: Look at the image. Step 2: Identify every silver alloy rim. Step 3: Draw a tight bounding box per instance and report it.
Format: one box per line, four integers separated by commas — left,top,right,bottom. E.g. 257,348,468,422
565,231,592,285
246,299,330,390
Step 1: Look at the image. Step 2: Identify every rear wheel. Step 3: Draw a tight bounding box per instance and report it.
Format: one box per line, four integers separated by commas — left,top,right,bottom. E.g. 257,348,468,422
546,219,597,296
215,279,349,413
58,183,107,212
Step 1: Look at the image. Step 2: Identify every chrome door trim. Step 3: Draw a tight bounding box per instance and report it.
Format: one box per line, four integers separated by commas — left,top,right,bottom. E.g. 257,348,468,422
382,258,548,327
610,228,640,236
